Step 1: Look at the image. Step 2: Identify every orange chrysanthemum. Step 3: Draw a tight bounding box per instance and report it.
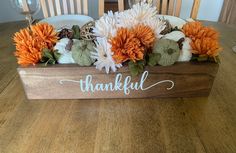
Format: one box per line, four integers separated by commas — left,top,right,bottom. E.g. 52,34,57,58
183,22,219,41
110,24,156,64
31,23,58,49
191,38,221,57
182,21,221,57
132,24,156,48
13,23,58,66
110,27,145,63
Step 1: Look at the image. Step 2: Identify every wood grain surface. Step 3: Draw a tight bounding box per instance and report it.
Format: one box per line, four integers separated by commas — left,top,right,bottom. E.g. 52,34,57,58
0,21,236,153
18,63,218,99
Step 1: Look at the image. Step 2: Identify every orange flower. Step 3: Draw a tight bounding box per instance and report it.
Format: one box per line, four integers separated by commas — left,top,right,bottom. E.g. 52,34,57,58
183,22,219,41
110,24,156,64
182,21,203,41
110,27,145,63
191,37,221,57
13,23,58,66
182,21,221,57
31,23,58,49
132,24,155,48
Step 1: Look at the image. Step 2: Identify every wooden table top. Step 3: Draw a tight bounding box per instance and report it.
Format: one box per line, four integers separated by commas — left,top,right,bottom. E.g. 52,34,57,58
0,21,236,153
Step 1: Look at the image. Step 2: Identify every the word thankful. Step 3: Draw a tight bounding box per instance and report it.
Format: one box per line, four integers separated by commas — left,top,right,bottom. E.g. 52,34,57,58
59,71,174,95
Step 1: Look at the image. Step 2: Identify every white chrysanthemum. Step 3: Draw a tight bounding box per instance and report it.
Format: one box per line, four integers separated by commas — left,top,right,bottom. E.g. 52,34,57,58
145,18,166,38
54,38,75,64
91,37,122,74
117,2,158,28
178,37,192,62
117,2,165,38
93,11,119,39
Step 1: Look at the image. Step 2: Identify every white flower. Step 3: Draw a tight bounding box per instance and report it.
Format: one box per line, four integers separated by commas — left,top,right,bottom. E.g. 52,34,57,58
178,37,192,62
54,38,75,64
117,2,158,28
145,18,166,38
117,2,165,38
93,11,118,39
91,37,122,73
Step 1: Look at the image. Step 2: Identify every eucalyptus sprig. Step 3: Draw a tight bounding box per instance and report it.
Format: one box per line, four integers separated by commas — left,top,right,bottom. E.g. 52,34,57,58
40,48,61,66
147,53,161,66
128,60,146,76
72,25,81,39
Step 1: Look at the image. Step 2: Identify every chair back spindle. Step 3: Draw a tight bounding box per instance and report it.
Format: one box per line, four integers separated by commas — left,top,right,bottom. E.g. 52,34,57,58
151,0,200,19
39,0,200,19
39,0,89,18
39,0,120,18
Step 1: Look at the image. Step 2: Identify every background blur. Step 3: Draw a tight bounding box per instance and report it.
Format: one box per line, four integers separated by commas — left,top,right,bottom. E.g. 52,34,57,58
0,0,224,23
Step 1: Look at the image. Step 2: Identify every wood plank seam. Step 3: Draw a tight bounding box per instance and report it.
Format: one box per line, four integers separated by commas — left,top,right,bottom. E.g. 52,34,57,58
0,74,18,96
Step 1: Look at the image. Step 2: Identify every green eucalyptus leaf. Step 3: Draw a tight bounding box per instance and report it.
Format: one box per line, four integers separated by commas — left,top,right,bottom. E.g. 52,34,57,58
191,55,198,61
197,55,208,62
148,53,161,66
40,56,48,63
53,50,61,61
137,60,146,66
48,58,56,64
43,48,54,59
128,60,145,76
72,25,80,39
41,48,59,66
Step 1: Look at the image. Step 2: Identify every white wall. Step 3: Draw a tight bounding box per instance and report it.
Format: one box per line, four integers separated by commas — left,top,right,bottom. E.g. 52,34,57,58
0,0,223,23
180,0,224,21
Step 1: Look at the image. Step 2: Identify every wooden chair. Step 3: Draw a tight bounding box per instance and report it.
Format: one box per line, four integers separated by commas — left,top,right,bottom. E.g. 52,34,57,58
39,0,124,18
154,0,200,19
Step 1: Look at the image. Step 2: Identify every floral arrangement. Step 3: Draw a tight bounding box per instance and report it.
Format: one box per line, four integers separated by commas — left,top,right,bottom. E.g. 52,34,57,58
13,3,222,76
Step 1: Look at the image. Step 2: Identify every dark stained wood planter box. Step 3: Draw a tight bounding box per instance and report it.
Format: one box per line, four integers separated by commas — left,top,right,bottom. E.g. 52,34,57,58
17,62,219,100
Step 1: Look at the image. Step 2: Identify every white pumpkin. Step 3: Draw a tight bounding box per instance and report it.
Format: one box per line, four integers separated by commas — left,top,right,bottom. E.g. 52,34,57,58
162,31,185,42
178,37,192,62
54,38,75,64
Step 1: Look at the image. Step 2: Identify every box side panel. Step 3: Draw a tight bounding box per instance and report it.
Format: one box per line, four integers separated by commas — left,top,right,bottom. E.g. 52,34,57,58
17,63,219,99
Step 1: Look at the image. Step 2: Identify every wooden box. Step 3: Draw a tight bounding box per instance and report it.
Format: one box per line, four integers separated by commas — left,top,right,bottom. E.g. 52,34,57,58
17,62,219,99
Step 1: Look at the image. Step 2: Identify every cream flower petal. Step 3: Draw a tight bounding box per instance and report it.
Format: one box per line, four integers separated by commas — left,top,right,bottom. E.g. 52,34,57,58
116,2,165,38
93,11,118,39
91,37,122,74
117,2,158,28
144,18,166,38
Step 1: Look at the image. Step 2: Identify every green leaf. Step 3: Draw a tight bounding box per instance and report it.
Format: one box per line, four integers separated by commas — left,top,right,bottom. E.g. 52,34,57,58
42,48,54,59
128,60,146,76
72,25,80,39
191,55,198,61
40,48,59,66
147,53,161,66
197,55,208,62
53,50,61,61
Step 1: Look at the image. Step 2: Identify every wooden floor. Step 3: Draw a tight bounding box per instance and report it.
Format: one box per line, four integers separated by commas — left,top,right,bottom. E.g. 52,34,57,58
0,21,236,153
